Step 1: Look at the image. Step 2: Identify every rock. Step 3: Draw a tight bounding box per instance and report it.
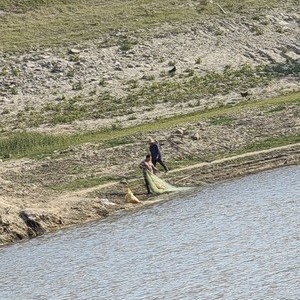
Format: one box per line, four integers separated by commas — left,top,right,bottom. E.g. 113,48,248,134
98,198,117,207
171,138,184,145
119,178,128,185
68,48,81,54
174,128,184,135
284,51,300,61
19,210,45,237
191,132,200,140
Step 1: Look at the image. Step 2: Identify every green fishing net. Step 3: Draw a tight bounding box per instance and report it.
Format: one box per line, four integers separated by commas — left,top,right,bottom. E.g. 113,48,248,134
145,170,191,195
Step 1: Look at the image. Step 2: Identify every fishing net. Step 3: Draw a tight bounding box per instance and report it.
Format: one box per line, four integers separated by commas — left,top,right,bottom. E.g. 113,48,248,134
145,170,191,195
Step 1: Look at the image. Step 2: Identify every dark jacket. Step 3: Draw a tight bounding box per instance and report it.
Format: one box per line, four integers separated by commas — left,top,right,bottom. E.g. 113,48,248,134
149,143,161,160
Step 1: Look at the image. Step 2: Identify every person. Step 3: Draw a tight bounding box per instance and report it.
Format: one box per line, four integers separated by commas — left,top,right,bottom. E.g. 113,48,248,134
139,154,159,194
148,138,169,173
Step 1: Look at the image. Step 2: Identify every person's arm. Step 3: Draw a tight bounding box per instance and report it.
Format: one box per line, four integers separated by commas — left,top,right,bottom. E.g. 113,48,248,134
152,163,160,173
156,143,162,159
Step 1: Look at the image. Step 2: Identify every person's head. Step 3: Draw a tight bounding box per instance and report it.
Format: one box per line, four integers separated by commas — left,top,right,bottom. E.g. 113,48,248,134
145,154,151,161
149,138,155,144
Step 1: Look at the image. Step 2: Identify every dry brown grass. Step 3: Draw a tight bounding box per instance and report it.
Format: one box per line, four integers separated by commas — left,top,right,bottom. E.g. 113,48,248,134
0,0,295,51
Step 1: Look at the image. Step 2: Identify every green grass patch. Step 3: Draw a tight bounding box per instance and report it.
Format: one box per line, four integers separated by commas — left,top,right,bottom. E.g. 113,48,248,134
208,115,236,126
0,0,72,12
241,134,300,153
266,104,287,113
0,132,70,158
168,156,204,170
105,137,135,148
55,175,118,191
0,91,299,159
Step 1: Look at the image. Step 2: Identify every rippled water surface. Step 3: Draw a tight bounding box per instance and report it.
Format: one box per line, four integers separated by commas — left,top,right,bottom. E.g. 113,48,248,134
0,165,299,300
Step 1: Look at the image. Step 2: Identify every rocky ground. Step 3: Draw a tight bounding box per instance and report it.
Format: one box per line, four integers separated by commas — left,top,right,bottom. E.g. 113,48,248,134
0,7,299,132
0,5,299,245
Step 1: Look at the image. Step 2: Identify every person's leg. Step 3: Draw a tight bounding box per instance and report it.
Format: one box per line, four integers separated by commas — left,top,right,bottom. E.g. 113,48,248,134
157,158,168,172
151,157,157,166
144,177,151,194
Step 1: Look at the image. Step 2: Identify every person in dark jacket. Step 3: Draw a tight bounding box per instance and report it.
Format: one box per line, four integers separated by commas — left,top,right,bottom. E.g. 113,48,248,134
148,138,169,173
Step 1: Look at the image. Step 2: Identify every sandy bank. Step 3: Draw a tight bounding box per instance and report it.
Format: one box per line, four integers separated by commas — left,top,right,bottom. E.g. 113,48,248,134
1,143,299,246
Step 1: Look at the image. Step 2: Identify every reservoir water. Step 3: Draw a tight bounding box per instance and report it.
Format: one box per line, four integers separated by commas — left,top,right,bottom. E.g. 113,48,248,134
0,165,299,300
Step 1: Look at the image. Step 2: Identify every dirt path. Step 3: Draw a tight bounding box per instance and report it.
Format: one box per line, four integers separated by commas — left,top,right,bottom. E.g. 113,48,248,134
172,143,300,173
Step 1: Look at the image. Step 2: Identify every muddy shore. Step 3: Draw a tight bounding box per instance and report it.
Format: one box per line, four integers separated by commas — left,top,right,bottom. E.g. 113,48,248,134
1,142,299,246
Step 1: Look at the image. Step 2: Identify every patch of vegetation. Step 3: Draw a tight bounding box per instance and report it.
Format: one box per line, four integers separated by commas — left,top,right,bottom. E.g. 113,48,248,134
195,57,202,65
266,104,286,113
241,134,300,152
125,64,273,107
1,66,8,76
251,25,264,35
208,115,236,126
11,64,275,128
0,132,72,159
141,74,155,81
0,91,299,159
169,156,203,170
105,137,134,148
118,36,135,52
0,0,294,52
1,108,9,115
264,62,300,77
0,0,72,12
55,175,118,191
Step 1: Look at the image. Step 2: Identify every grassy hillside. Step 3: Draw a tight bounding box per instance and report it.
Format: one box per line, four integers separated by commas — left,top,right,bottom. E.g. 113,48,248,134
0,0,296,51
1,92,299,159
0,0,298,162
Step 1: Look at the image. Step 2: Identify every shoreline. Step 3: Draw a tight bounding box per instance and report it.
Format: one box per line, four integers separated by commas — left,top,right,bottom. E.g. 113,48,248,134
1,143,299,247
